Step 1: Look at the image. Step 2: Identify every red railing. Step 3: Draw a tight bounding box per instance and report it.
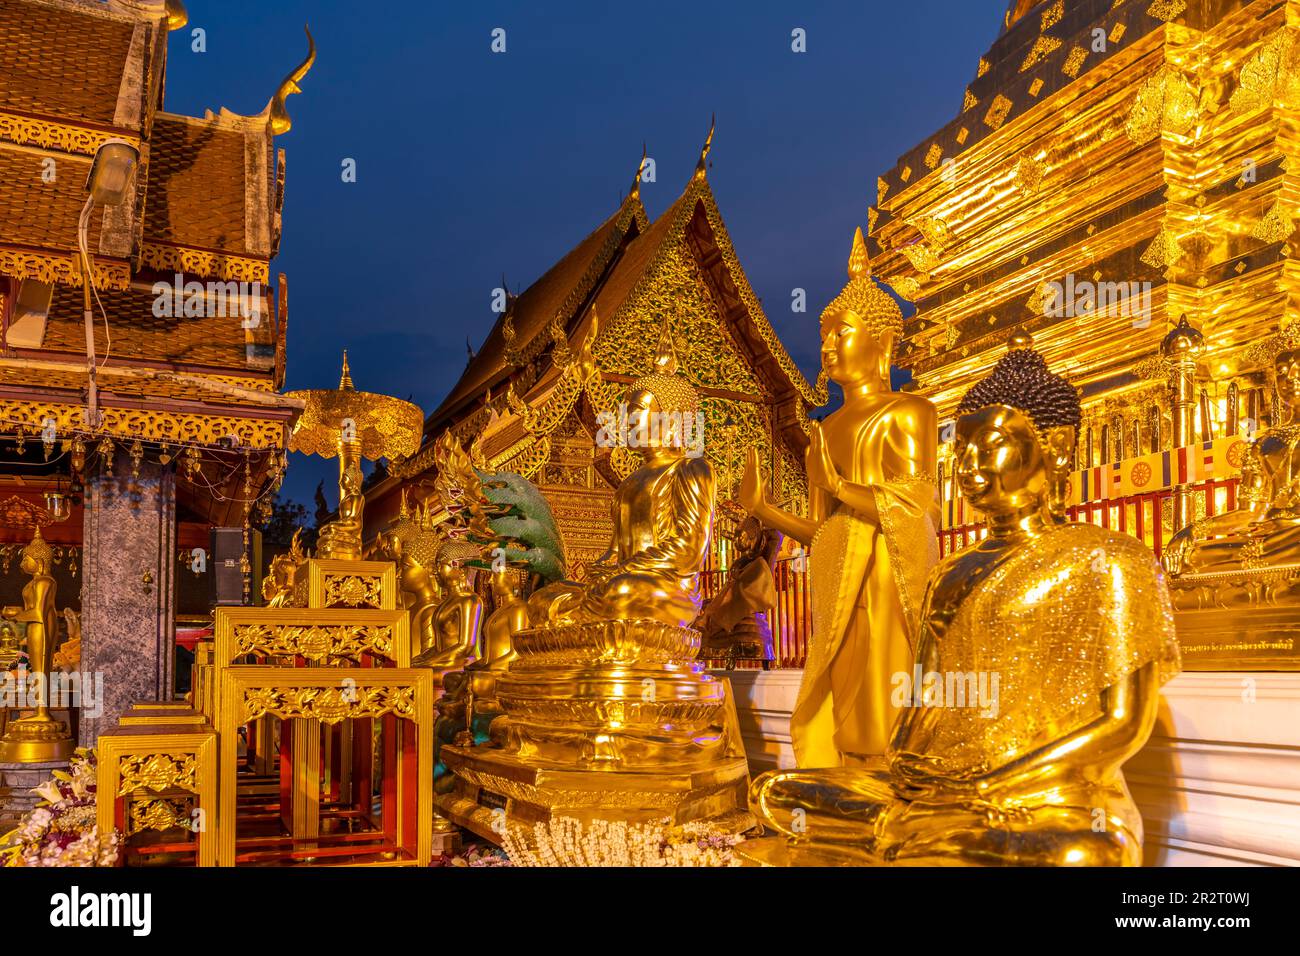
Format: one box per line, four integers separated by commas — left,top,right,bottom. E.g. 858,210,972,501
938,478,1241,559
699,480,1241,671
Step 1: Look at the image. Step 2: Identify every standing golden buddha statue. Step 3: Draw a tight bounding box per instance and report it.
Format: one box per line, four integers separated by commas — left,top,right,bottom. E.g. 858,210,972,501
744,341,1181,866
740,227,938,766
0,526,73,762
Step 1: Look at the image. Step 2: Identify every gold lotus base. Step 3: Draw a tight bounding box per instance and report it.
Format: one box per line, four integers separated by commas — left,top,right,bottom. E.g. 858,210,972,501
0,718,74,763
438,744,751,844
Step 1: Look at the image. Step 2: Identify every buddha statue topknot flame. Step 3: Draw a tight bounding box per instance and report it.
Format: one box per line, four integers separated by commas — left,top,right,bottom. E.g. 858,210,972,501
744,338,1181,866
741,227,938,766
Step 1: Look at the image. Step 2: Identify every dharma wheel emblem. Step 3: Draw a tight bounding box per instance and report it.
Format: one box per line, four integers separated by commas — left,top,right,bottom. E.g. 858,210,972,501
1131,462,1153,489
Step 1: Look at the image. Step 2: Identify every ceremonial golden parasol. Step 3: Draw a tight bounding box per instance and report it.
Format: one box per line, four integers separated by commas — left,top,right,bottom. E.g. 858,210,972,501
285,352,423,559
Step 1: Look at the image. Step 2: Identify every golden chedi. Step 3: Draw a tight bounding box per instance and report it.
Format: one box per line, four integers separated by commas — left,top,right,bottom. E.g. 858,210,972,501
744,340,1181,866
0,526,73,762
439,326,748,836
740,227,938,766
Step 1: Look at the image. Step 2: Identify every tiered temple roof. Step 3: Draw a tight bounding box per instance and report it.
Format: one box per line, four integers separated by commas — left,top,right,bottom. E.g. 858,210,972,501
369,146,823,573
0,0,309,526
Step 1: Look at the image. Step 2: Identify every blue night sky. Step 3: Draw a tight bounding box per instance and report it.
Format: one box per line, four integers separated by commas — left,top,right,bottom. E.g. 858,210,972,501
159,0,1004,506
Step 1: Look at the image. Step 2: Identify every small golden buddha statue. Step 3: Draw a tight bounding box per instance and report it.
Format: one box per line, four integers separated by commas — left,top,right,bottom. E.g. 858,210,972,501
413,540,484,675
262,529,307,607
316,438,364,561
746,342,1181,866
466,565,529,739
376,491,444,655
1164,348,1300,589
528,326,714,628
740,227,938,766
0,526,73,762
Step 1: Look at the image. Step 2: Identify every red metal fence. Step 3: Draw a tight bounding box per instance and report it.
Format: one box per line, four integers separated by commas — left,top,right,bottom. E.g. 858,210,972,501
701,478,1240,672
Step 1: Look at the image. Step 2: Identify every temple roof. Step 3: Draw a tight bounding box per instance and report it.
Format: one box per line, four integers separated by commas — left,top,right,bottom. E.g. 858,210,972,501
0,0,142,127
428,193,649,426
428,166,824,439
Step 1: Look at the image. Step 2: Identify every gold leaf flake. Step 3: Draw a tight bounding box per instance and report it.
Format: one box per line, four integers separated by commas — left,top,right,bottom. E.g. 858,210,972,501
1141,228,1184,268
1030,78,1045,96
1230,29,1300,114
1063,47,1089,78
909,215,955,249
1021,36,1063,73
1014,155,1046,193
1251,200,1295,242
1234,260,1248,274
956,126,970,145
900,165,913,183
888,276,923,300
1110,23,1127,44
867,207,879,234
901,242,940,272
924,143,943,169
978,58,991,78
878,176,890,203
1041,0,1064,31
1125,65,1198,144
984,94,1014,130
1147,0,1186,21
963,89,979,112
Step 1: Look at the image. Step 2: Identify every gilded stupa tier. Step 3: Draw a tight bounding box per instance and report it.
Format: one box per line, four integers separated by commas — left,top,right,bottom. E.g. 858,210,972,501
866,0,1300,668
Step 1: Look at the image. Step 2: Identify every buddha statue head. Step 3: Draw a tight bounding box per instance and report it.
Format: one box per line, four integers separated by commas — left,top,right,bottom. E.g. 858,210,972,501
819,227,904,387
20,526,53,576
435,539,483,593
1275,348,1300,415
954,336,1080,526
625,325,702,458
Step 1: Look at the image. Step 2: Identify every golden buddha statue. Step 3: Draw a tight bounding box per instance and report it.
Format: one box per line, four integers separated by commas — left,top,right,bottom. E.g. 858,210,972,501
413,540,484,674
437,321,748,834
527,326,714,628
375,491,445,655
745,341,1181,866
739,227,938,766
465,565,529,738
1164,347,1300,590
262,529,307,607
316,438,364,561
0,526,73,762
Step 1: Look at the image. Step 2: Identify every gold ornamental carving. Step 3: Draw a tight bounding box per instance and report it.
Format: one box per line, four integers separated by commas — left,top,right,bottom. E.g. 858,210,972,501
232,622,395,663
324,573,384,608
0,399,287,450
117,752,201,796
240,685,417,725
128,798,193,835
140,243,270,285
0,249,130,291
0,112,142,157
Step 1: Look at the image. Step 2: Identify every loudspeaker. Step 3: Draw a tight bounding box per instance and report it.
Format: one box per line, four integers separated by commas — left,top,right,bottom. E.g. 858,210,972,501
210,527,261,606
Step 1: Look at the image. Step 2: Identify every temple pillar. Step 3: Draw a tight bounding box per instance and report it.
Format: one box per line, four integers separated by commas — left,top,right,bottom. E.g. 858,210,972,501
78,459,177,746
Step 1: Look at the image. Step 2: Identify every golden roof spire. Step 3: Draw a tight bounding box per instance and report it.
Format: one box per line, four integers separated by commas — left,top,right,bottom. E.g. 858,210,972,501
631,143,647,199
266,24,316,136
165,0,188,30
339,350,354,390
694,114,715,180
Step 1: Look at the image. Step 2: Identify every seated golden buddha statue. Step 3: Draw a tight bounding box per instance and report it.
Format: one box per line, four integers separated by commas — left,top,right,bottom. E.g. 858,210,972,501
1164,348,1300,591
527,327,714,629
413,539,484,676
747,341,1181,866
740,227,938,766
465,564,528,729
315,436,364,561
375,491,444,655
